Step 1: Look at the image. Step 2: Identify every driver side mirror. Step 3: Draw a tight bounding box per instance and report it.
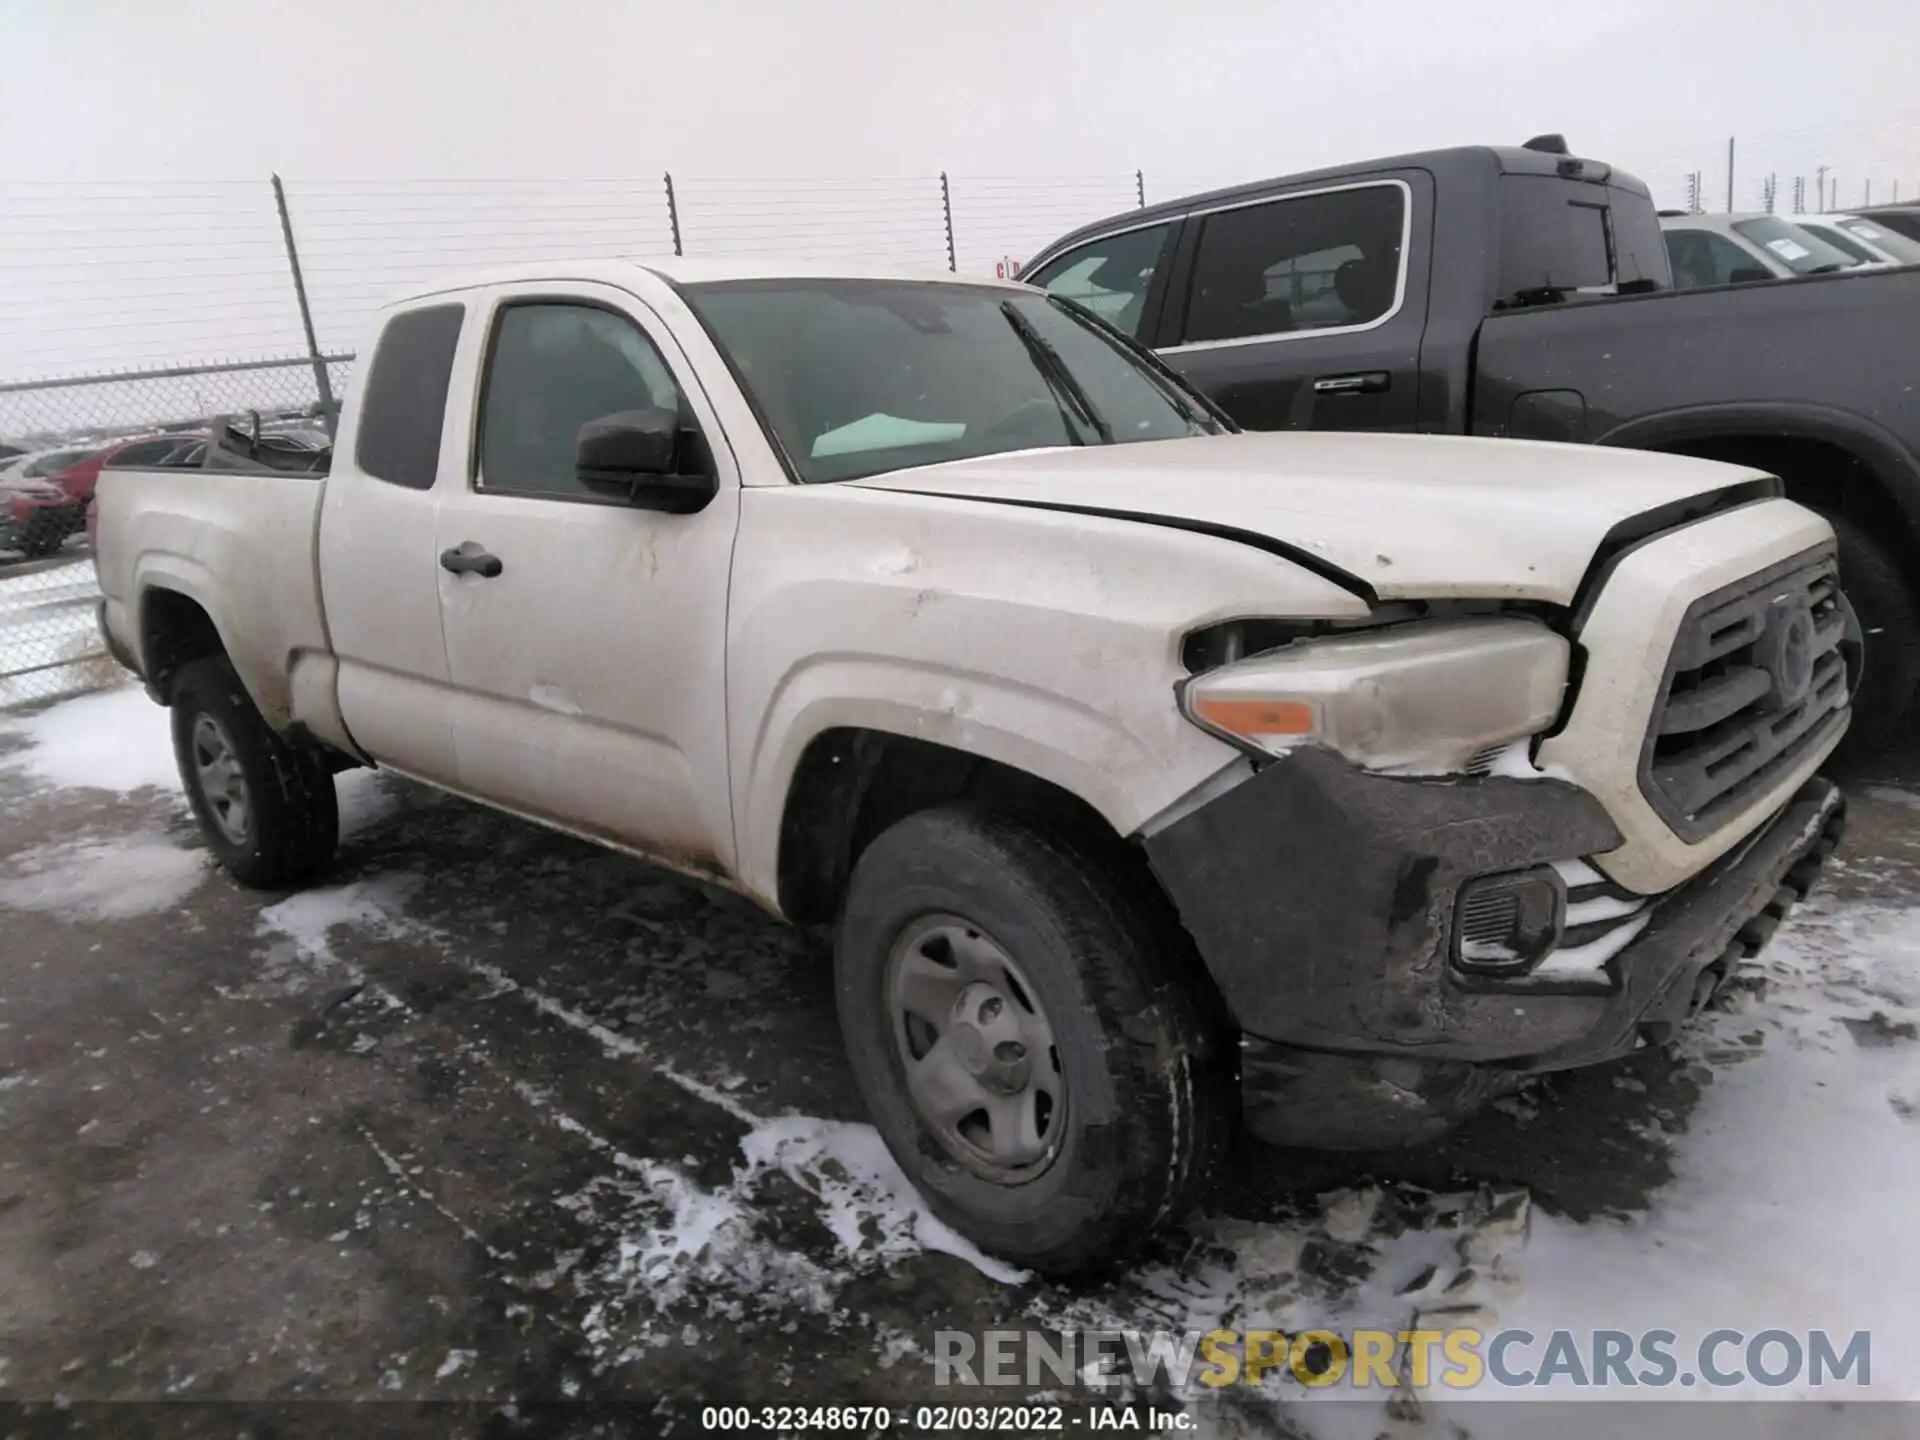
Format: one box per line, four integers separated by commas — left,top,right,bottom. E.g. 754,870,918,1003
575,408,717,514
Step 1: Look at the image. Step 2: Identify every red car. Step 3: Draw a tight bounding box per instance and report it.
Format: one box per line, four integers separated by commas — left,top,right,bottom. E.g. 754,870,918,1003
1,435,191,557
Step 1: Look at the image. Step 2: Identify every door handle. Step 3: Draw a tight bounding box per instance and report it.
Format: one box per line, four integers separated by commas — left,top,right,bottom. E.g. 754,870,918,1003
439,544,503,578
1312,371,1391,395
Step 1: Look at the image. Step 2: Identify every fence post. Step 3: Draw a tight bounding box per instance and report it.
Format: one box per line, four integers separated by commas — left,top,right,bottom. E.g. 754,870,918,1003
270,174,337,433
939,172,956,272
664,172,683,257
1136,169,1145,208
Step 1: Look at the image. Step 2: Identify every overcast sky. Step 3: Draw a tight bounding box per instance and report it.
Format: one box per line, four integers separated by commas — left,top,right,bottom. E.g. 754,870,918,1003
5,0,1916,188
2,0,1917,389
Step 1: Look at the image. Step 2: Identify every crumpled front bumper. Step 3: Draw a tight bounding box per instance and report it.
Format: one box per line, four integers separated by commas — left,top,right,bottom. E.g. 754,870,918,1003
1142,746,1844,1071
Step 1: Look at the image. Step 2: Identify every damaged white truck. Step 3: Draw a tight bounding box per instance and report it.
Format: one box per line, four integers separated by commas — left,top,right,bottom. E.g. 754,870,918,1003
94,260,1851,1272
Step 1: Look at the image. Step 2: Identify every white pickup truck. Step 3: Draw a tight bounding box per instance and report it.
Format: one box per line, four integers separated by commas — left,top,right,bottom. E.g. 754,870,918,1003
95,259,1851,1272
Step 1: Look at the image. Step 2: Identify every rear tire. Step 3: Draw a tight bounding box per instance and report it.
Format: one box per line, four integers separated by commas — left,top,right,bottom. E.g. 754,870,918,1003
1827,511,1919,756
170,655,339,888
833,804,1235,1274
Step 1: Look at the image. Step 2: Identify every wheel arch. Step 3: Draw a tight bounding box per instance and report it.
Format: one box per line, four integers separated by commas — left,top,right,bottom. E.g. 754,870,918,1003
774,726,1132,926
137,582,230,699
1594,402,1920,581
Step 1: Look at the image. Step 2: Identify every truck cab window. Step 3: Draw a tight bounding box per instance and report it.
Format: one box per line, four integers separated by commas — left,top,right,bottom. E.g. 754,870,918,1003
354,304,465,490
1025,223,1174,338
1181,184,1406,344
479,304,683,499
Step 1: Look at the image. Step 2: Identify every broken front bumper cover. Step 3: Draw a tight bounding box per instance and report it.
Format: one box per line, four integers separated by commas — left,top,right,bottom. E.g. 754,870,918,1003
1143,746,1845,1072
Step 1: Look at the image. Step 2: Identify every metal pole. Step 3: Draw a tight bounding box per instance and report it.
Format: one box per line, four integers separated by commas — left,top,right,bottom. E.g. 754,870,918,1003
664,172,683,257
1726,137,1735,212
270,173,336,433
940,171,956,272
1136,169,1145,208
1865,179,1871,207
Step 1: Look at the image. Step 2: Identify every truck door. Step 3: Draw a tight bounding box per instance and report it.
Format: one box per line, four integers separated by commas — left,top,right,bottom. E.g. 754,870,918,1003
430,283,743,878
1152,176,1429,433
318,300,468,786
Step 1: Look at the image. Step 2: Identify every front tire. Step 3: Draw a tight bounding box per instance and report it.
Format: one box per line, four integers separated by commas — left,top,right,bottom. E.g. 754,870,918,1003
834,805,1235,1274
1827,511,1919,756
170,655,339,888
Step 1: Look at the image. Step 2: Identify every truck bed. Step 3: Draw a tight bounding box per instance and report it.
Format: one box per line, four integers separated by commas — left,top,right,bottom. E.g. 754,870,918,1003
93,464,331,728
1474,264,1920,452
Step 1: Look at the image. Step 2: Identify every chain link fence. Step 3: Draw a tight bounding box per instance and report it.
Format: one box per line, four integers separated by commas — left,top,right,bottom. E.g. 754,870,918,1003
0,556,114,707
0,355,353,708
5,141,1914,709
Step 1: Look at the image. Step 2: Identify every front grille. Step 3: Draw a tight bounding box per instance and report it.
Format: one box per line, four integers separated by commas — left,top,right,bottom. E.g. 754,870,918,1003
1641,546,1849,841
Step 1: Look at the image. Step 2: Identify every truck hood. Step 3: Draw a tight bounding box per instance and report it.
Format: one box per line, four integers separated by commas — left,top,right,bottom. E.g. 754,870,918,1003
846,431,1774,605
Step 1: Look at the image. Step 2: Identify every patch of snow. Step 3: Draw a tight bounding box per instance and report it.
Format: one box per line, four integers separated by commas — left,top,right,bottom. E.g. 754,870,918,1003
1482,738,1578,784
1491,897,1920,1400
0,684,179,794
1460,938,1521,964
258,876,422,968
0,834,207,920
739,1114,1029,1284
1563,891,1647,925
433,1349,475,1380
1550,857,1608,888
1531,910,1651,979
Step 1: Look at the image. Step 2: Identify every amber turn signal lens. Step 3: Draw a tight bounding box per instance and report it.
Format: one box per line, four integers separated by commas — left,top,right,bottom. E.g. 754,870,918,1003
1191,697,1316,737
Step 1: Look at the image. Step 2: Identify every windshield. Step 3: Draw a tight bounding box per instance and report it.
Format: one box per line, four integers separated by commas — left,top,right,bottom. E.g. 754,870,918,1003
679,279,1225,484
1837,216,1920,264
1729,217,1861,275
1793,221,1876,264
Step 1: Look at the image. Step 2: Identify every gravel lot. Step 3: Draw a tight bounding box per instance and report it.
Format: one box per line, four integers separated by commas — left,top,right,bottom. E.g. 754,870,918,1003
3,685,1919,1437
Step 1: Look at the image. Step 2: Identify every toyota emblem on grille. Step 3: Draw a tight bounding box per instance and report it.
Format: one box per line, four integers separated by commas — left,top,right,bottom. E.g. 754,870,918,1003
1760,597,1818,705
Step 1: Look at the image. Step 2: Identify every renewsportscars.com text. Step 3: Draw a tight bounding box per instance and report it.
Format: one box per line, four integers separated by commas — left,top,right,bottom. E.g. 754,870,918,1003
934,1327,1872,1391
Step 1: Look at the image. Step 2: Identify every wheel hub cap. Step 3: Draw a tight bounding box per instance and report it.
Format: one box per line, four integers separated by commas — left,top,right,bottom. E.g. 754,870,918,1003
949,983,1032,1095
885,915,1065,1180
190,712,252,847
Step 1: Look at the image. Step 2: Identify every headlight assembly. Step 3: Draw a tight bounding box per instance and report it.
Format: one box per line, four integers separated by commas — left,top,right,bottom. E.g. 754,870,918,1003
1178,617,1571,776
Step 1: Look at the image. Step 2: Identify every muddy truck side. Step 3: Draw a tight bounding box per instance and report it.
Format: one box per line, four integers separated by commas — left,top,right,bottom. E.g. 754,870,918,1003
94,259,1850,1272
1024,137,1920,750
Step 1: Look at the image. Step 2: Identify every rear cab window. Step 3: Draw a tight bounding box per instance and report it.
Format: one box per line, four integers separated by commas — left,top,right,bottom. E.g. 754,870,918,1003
354,304,466,489
1495,177,1672,307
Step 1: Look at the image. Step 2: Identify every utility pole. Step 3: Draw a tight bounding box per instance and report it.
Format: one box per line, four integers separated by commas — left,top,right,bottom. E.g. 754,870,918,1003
1815,165,1830,212
1792,176,1804,213
270,173,335,433
1762,173,1777,214
1726,136,1735,212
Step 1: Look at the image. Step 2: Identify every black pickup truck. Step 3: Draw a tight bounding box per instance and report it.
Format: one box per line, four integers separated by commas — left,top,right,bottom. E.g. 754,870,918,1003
1025,138,1920,750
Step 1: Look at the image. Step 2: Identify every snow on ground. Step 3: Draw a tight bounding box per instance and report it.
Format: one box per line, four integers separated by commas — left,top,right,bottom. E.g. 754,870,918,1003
1493,898,1920,1399
251,872,1029,1318
3,682,1917,1428
0,678,403,836
0,682,179,792
0,832,208,921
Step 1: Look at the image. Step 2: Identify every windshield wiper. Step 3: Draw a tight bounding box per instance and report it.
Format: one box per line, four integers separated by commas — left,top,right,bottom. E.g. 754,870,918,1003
1000,302,1113,444
1806,263,1849,275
